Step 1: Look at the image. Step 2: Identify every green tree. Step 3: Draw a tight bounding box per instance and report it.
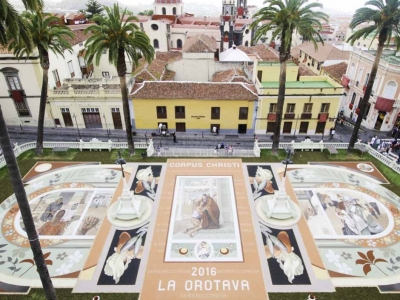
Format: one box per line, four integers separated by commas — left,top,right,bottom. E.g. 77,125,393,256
346,0,400,151
138,10,154,16
9,12,73,155
85,0,104,19
251,0,328,155
0,0,42,50
84,3,155,155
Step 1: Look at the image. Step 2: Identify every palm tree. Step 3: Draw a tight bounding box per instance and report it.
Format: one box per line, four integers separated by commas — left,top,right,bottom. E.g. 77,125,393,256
9,12,73,155
0,106,57,299
347,0,400,151
251,0,328,155
84,3,155,155
0,0,42,50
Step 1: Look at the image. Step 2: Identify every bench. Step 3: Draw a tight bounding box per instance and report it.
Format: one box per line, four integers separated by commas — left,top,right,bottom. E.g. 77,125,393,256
52,147,69,154
291,140,324,152
325,144,338,157
354,143,368,156
79,138,112,152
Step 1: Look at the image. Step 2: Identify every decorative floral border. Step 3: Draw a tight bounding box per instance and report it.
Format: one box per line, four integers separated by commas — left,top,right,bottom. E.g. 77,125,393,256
1,182,94,248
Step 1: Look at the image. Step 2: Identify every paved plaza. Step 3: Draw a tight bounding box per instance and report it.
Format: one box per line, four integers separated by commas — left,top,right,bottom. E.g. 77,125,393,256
0,159,400,299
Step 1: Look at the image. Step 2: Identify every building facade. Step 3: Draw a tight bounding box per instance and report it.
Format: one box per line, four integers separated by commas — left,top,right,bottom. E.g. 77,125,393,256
255,62,343,137
130,81,257,134
341,49,400,131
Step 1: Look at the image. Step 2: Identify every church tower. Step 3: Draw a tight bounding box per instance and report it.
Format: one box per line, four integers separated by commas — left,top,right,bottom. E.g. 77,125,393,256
220,0,236,51
153,0,184,16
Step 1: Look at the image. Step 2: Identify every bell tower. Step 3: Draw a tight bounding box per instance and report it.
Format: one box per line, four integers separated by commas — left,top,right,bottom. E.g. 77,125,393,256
154,0,184,16
220,0,236,52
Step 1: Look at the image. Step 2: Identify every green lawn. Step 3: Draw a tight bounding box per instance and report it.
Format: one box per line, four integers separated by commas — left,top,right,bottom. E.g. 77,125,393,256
1,149,400,299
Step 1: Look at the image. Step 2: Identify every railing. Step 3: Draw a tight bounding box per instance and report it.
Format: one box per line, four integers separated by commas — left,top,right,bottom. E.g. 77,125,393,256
1,141,399,175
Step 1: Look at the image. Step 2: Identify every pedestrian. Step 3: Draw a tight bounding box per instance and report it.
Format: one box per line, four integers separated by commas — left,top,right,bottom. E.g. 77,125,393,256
397,155,400,164
329,127,335,140
225,145,228,156
220,141,224,149
369,135,377,146
392,126,398,138
216,127,219,136
173,132,177,143
157,146,161,157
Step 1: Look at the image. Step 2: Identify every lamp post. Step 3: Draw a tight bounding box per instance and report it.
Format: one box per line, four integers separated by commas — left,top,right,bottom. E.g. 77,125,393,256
73,113,81,140
293,115,299,140
115,150,126,178
103,113,110,139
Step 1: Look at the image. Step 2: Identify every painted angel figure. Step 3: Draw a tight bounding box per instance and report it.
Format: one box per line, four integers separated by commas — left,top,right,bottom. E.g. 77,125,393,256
104,226,147,284
250,167,275,199
134,166,158,199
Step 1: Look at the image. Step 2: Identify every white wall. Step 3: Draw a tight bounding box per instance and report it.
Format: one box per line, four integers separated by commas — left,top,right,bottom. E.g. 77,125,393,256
154,3,184,15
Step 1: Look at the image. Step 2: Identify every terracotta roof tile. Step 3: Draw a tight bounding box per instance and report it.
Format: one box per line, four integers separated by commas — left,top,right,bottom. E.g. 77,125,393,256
155,51,183,63
321,62,348,83
132,58,167,82
293,41,350,62
212,68,250,83
237,44,279,61
66,29,91,46
182,34,216,53
162,70,176,81
298,64,317,76
130,82,258,100
0,45,13,55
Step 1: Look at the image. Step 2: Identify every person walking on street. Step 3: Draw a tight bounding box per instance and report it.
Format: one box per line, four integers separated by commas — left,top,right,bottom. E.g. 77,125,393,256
172,132,177,143
329,127,335,140
157,145,161,157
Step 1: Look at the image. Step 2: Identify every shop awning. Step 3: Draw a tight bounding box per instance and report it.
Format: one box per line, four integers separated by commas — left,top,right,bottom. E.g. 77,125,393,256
375,96,395,112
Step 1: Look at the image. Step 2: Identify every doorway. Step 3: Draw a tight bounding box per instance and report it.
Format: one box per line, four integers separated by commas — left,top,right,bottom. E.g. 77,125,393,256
238,124,247,134
176,122,186,132
62,112,73,127
374,111,386,130
210,124,220,133
111,108,122,129
282,122,292,134
83,113,102,128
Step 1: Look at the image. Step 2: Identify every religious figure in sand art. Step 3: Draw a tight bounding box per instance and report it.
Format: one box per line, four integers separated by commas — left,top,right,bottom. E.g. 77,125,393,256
40,197,64,222
38,210,68,235
183,194,220,237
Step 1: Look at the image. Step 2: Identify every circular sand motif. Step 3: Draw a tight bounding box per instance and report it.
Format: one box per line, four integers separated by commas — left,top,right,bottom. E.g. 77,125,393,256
357,163,374,173
195,241,213,260
34,163,53,173
220,247,229,255
179,247,188,255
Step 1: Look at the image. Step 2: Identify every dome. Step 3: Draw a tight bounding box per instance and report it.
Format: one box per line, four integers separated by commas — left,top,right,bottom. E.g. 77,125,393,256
154,0,182,3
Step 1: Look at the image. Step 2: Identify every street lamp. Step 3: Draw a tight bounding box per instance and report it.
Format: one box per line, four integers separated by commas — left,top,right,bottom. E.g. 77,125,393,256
103,113,110,140
115,150,126,178
73,113,81,140
281,145,294,179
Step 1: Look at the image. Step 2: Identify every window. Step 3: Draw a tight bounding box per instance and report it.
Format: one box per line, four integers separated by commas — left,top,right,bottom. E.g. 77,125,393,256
162,7,166,15
348,63,355,78
172,7,176,14
245,41,249,47
153,39,159,49
350,92,356,104
364,103,371,120
282,122,292,134
266,122,275,133
6,75,21,90
111,108,120,112
364,73,370,85
303,103,313,113
102,71,110,78
317,62,321,71
257,71,263,82
157,106,167,118
177,39,182,49
61,108,70,112
68,60,75,77
269,103,277,113
211,107,220,119
312,59,315,67
316,122,326,134
239,107,248,120
5,74,30,116
373,75,380,92
382,81,397,99
299,122,308,134
320,103,330,112
52,69,61,87
81,108,99,112
151,24,159,30
175,106,185,119
176,122,186,132
286,103,295,113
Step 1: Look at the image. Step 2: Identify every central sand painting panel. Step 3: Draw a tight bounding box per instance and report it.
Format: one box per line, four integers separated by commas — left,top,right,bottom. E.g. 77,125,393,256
165,176,243,262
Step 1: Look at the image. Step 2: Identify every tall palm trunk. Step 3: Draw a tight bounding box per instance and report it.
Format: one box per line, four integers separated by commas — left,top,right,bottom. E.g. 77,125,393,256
117,48,135,155
36,53,50,155
0,106,57,300
272,60,287,155
348,31,387,152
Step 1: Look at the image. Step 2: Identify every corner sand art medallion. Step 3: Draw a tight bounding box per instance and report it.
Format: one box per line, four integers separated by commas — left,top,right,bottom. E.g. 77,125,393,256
0,160,400,296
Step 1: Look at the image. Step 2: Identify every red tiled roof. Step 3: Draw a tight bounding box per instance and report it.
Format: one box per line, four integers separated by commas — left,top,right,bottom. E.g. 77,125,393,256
130,82,258,100
66,29,91,46
321,62,348,83
132,58,167,82
155,51,183,63
237,44,279,61
182,34,217,53
212,68,251,83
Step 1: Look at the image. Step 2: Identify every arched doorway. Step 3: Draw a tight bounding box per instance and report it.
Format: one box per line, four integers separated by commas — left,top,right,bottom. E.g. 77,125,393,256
177,39,182,49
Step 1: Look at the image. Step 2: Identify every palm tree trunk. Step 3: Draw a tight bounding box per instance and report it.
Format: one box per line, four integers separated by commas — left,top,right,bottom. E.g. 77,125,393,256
347,34,386,152
0,106,57,300
117,49,135,155
36,57,49,156
272,59,287,155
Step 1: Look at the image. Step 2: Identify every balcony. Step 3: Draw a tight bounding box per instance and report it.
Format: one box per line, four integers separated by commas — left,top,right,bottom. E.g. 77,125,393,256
284,113,295,119
318,113,328,122
341,75,350,88
301,113,312,119
268,113,276,121
349,103,354,110
374,96,396,112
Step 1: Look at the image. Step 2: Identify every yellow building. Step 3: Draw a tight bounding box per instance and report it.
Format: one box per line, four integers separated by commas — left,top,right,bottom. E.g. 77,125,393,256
255,61,343,137
130,81,258,134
